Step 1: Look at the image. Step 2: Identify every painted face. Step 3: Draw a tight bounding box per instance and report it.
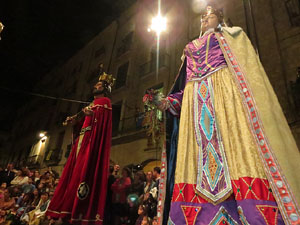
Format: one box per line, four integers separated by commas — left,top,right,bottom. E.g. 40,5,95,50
201,13,219,33
93,81,105,96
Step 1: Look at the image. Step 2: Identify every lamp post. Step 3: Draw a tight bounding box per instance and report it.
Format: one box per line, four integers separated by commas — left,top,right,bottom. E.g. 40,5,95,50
148,0,167,80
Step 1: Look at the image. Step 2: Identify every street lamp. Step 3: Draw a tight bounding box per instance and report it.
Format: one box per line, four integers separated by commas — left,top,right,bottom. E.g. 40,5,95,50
148,0,167,80
149,13,167,35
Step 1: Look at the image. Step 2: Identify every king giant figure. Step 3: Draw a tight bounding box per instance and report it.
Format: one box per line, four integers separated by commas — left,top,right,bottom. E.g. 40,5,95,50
47,72,114,224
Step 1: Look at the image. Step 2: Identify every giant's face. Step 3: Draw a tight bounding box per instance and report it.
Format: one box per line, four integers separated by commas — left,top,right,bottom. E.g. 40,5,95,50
93,81,105,96
201,13,219,33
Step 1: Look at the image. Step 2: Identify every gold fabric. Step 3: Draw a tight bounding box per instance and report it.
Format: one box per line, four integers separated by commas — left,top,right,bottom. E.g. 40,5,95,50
175,81,199,184
76,133,84,158
175,68,266,185
222,27,300,205
212,68,266,180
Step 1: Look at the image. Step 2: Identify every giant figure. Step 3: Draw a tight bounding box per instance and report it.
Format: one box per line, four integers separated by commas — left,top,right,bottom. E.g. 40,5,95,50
158,5,300,225
46,72,114,224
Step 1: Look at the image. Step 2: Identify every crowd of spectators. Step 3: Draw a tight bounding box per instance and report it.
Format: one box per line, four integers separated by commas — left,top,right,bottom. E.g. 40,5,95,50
0,163,161,225
0,164,57,225
104,165,161,225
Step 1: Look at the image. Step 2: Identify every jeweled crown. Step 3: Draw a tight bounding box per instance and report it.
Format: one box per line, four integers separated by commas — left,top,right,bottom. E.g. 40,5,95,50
98,64,115,87
201,6,224,22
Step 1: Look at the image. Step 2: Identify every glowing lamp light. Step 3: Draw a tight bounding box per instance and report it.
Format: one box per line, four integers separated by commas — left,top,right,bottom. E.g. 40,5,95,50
149,14,167,35
39,133,45,138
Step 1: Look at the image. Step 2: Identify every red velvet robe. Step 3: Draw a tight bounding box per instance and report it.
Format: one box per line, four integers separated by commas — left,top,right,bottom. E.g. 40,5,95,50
47,97,112,224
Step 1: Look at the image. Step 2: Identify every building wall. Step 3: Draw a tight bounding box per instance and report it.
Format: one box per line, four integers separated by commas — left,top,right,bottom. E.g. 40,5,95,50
5,0,300,173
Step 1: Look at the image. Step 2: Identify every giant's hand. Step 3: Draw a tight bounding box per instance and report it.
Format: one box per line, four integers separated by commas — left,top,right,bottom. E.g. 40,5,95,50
62,116,75,126
157,98,169,111
82,106,94,116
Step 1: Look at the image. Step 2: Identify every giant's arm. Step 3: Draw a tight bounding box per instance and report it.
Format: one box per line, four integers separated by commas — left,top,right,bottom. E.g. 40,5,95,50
166,58,187,117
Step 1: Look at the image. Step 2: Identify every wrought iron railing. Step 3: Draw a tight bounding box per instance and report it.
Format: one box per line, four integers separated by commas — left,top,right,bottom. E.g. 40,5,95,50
112,113,145,137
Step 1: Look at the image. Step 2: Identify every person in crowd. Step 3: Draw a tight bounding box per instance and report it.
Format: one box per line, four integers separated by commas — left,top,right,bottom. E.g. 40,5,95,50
37,183,46,194
127,171,145,225
152,167,160,189
44,171,54,187
152,216,158,225
10,186,22,198
135,204,148,225
104,165,116,225
33,171,41,183
0,182,7,199
111,167,132,225
143,171,155,194
113,164,120,178
32,189,41,208
11,169,29,186
22,177,36,194
16,192,34,218
131,171,145,197
141,216,152,225
1,164,15,186
22,192,50,225
0,189,15,224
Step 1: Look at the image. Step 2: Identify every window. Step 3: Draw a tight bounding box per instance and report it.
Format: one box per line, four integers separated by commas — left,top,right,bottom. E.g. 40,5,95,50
87,66,99,83
56,131,65,150
117,31,134,57
95,47,105,58
115,62,129,89
285,0,300,26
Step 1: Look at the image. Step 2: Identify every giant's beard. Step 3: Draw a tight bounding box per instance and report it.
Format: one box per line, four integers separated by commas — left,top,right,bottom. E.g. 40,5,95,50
93,88,105,96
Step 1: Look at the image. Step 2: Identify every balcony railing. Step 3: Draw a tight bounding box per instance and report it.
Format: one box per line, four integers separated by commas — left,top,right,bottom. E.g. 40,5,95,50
44,148,63,166
112,113,145,137
27,155,41,166
139,54,169,78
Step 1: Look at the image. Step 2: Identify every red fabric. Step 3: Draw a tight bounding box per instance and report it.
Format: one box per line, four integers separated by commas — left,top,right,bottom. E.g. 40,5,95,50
256,205,279,225
180,205,201,225
172,177,275,203
111,177,131,204
46,97,112,224
232,177,275,201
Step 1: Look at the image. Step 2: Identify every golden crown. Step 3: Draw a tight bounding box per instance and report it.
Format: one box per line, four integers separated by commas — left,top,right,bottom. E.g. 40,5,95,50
201,6,224,22
99,72,115,87
98,64,115,87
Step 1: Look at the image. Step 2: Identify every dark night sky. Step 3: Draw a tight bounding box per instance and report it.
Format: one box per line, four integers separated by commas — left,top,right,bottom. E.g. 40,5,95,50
0,0,136,131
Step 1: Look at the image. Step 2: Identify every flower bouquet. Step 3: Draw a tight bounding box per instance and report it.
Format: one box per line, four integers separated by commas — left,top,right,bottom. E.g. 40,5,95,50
142,89,164,144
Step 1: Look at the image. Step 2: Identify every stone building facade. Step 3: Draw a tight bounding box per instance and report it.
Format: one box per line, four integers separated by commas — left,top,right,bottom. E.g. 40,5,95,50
3,0,300,173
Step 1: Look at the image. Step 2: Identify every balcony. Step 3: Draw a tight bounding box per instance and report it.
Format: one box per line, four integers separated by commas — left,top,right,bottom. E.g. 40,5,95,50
139,54,169,78
112,113,146,145
44,148,63,166
27,155,42,168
